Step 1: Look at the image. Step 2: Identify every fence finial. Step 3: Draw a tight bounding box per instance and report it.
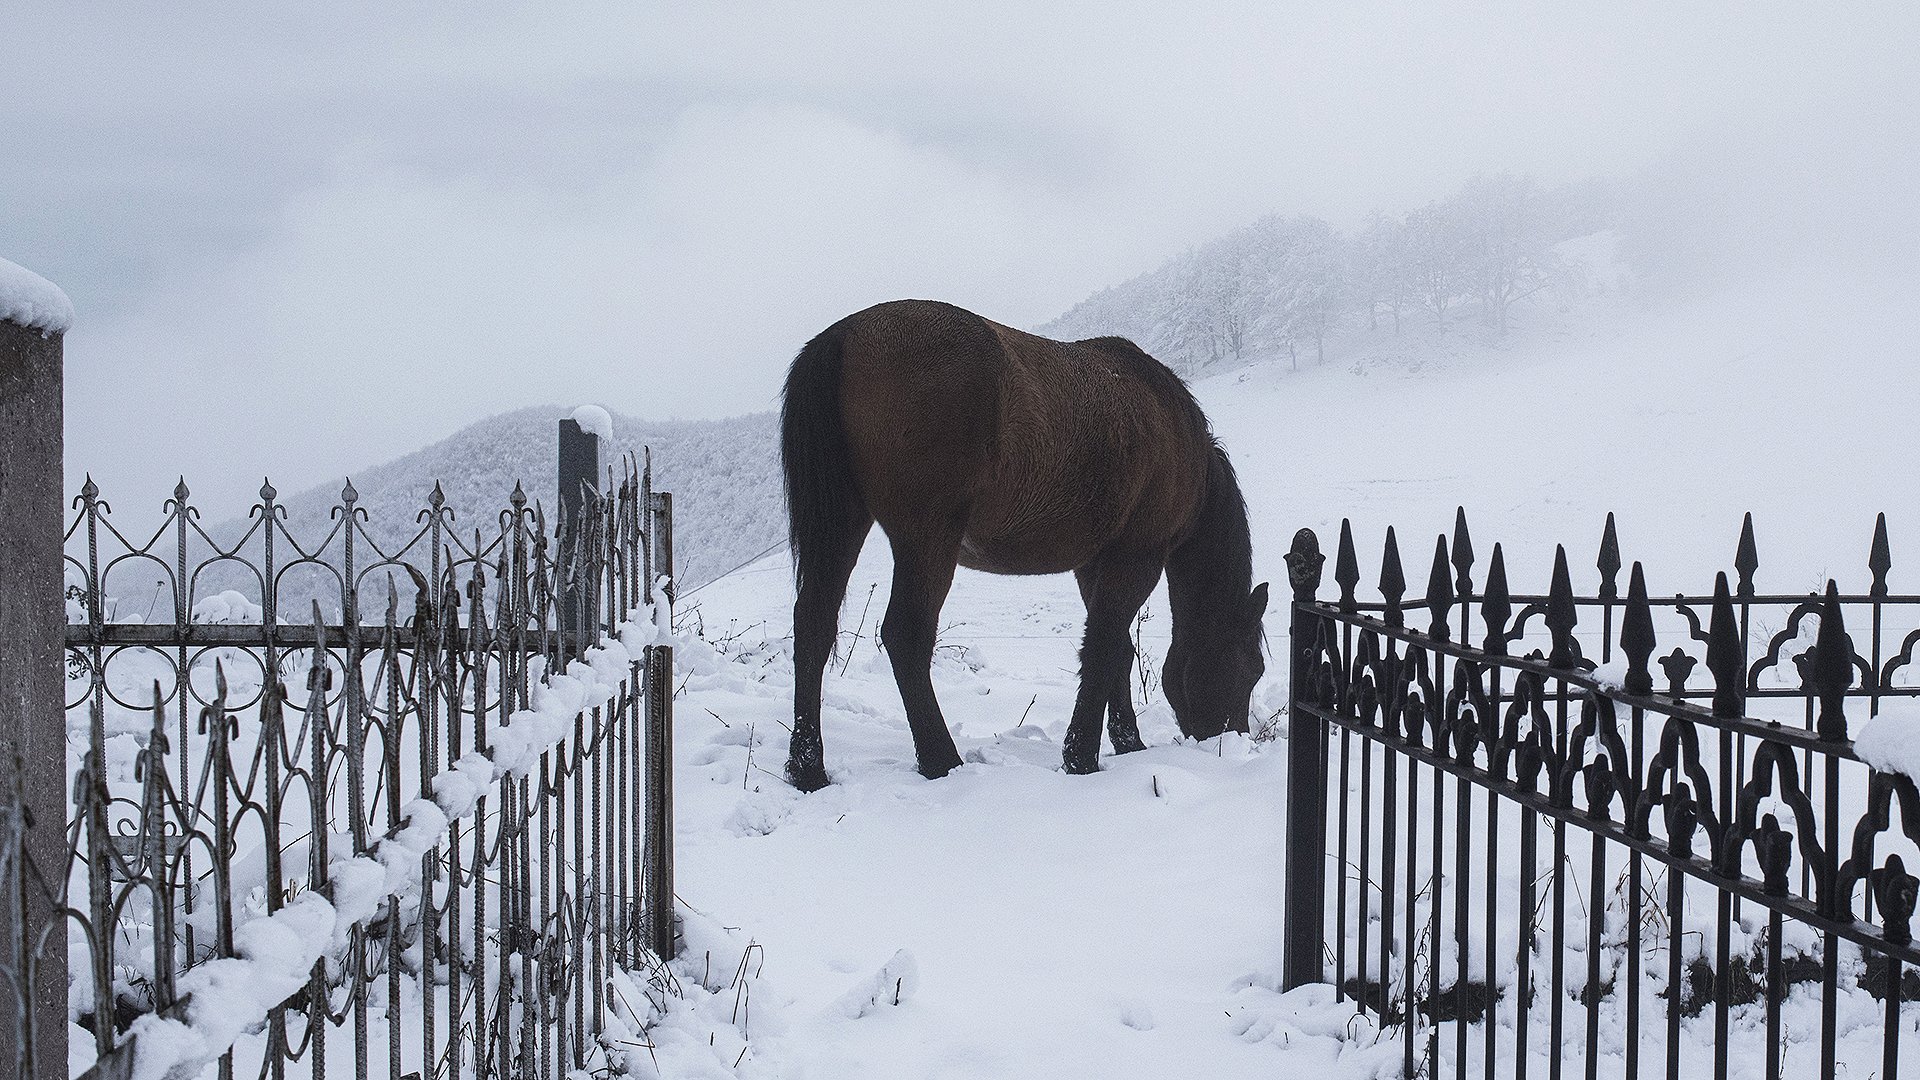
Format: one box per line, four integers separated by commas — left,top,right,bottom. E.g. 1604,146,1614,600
1735,513,1758,597
1547,545,1578,668
1426,534,1452,641
1482,543,1511,656
1873,854,1917,946
1660,647,1697,697
1597,513,1621,600
1285,528,1324,603
1870,513,1891,598
1451,506,1474,600
1334,519,1358,613
1622,562,1655,695
1379,527,1405,629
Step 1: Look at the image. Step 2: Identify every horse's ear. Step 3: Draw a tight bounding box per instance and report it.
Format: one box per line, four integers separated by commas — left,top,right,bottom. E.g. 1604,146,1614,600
1248,581,1270,622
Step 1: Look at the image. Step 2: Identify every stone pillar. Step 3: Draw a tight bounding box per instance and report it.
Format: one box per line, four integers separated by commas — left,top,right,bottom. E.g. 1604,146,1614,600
557,417,602,650
0,260,70,1079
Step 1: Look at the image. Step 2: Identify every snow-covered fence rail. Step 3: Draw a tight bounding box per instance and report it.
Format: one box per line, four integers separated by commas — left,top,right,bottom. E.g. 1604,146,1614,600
1284,511,1920,1080
0,421,680,1080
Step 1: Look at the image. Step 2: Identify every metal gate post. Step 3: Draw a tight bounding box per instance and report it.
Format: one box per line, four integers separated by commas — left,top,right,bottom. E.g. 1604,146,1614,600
1282,528,1328,990
0,268,70,1078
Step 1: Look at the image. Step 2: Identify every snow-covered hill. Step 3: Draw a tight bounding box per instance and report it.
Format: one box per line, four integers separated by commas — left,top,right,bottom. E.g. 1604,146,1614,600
636,267,1920,1078
249,406,781,592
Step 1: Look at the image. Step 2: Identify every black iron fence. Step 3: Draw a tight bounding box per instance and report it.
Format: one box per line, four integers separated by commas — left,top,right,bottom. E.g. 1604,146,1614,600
2,419,678,1080
1283,511,1920,1080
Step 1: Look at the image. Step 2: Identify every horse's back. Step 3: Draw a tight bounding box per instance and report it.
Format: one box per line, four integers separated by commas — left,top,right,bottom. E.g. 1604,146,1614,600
827,300,1208,572
831,301,1005,513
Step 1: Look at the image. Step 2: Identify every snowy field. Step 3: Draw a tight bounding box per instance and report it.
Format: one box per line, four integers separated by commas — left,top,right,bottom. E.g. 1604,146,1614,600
641,268,1920,1079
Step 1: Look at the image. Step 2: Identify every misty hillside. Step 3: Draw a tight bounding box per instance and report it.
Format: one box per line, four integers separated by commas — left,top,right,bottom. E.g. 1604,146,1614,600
264,406,781,592
1037,174,1622,373
251,179,1631,608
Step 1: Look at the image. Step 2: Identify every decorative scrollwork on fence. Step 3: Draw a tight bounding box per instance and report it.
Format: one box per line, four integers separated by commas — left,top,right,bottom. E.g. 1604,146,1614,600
1284,509,1920,1080
8,447,678,1080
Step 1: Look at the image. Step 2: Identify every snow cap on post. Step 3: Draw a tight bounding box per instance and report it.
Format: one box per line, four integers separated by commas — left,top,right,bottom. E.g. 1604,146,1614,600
0,255,74,336
570,403,614,442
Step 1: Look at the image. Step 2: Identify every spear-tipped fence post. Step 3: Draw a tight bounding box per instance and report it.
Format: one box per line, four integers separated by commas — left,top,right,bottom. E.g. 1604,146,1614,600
1283,527,1327,991
0,266,69,1079
558,416,601,655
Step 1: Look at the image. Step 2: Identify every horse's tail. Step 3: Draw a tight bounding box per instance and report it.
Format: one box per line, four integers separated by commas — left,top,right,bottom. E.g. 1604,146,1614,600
781,323,864,597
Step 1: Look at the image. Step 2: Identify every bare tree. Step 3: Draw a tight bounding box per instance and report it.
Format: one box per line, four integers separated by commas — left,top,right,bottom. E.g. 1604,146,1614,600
1402,202,1467,331
1451,173,1563,337
1352,211,1410,335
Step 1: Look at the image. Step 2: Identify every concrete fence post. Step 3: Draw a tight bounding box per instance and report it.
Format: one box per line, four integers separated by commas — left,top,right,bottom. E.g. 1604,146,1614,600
644,491,675,957
0,259,72,1079
558,417,602,651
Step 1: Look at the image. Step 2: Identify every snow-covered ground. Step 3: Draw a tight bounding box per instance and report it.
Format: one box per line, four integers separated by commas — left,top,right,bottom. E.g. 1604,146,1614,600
644,268,1920,1078
56,264,1920,1077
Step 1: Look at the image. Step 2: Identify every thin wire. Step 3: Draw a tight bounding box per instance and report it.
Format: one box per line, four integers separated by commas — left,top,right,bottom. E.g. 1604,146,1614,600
676,538,790,600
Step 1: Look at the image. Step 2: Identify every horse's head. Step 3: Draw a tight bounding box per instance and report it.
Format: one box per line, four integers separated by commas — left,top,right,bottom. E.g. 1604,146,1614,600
1164,581,1268,740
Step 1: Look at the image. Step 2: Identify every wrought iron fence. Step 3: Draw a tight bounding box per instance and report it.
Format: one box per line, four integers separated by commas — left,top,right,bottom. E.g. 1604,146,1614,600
2,419,678,1080
1283,511,1920,1080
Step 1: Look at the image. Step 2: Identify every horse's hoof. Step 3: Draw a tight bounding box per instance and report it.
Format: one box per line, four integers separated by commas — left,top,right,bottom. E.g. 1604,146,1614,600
786,760,831,793
1111,736,1147,755
1062,755,1101,775
918,753,963,781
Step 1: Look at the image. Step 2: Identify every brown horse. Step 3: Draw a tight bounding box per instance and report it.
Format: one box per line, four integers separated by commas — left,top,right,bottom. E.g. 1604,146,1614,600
781,299,1266,791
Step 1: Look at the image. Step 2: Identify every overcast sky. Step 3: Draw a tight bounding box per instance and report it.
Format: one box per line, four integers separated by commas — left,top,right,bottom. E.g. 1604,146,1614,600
5,2,1916,509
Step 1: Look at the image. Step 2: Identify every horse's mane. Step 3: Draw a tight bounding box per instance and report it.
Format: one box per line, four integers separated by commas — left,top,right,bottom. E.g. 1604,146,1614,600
1189,440,1255,592
1070,336,1249,593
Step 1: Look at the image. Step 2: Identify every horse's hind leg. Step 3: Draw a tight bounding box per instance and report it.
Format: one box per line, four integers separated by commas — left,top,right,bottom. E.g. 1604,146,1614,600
788,510,873,792
880,527,966,780
1074,567,1147,755
1066,554,1162,772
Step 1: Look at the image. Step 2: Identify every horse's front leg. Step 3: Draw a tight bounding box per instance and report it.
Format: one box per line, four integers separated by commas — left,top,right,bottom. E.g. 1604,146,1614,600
1062,640,1120,774
1065,554,1162,773
1107,675,1147,755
